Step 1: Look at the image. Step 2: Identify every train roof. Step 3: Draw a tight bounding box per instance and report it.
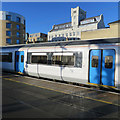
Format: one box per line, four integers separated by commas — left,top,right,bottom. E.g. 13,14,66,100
1,37,120,49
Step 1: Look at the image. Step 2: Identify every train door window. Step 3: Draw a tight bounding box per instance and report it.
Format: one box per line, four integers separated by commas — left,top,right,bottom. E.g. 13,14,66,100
17,55,19,62
21,55,24,62
105,56,113,69
92,56,98,68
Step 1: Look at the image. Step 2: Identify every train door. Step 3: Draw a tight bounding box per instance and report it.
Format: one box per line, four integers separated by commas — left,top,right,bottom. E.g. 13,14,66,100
89,49,115,87
89,50,101,84
101,50,115,86
15,51,24,73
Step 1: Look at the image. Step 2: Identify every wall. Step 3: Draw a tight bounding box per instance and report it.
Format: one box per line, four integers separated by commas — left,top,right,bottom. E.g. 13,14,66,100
0,20,25,46
81,22,119,40
0,11,26,46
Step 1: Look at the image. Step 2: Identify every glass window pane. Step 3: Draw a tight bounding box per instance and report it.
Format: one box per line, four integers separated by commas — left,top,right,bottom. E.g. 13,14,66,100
16,40,19,44
6,15,11,20
1,52,12,62
6,23,11,28
52,56,61,65
105,56,113,68
6,38,11,44
17,32,20,37
17,55,19,62
17,25,20,30
92,56,98,68
16,17,21,22
21,55,24,62
62,56,74,66
31,55,47,64
6,31,11,36
73,32,75,36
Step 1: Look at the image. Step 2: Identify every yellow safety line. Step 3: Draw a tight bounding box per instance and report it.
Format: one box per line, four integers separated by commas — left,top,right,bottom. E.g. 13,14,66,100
3,78,120,107
17,72,24,75
88,82,116,88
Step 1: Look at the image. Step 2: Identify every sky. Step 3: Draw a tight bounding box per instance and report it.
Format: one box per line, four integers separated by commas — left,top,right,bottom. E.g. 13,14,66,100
1,2,119,34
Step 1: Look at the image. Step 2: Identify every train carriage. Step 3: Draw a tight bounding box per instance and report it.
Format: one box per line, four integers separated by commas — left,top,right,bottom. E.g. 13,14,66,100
0,38,120,89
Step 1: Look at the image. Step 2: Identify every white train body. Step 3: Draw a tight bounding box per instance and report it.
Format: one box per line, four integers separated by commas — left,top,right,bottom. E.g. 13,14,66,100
1,38,120,89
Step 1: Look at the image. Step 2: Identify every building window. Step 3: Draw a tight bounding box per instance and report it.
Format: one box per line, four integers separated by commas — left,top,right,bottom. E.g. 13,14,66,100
59,34,60,37
6,31,11,36
6,38,11,44
94,18,96,22
17,25,20,30
66,33,68,37
73,32,75,36
77,32,79,35
24,20,25,25
74,16,76,19
70,33,72,36
55,35,57,37
6,23,11,28
16,17,21,23
73,11,76,13
16,40,19,44
62,34,64,37
17,32,20,37
6,15,11,20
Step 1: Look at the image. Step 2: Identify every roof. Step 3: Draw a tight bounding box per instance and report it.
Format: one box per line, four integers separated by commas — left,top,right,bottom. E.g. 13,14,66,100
108,20,120,25
81,15,100,22
1,38,120,49
49,15,101,32
54,22,71,26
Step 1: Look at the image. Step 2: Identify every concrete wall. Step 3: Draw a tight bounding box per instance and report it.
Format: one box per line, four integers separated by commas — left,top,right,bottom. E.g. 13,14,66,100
48,22,98,41
81,22,119,40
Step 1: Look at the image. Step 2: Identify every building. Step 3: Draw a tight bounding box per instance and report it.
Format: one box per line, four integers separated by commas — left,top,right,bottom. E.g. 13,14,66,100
48,6,105,42
81,20,120,40
27,32,47,43
0,11,26,46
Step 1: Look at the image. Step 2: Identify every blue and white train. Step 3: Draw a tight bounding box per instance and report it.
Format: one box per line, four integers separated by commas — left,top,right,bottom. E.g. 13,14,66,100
1,38,120,89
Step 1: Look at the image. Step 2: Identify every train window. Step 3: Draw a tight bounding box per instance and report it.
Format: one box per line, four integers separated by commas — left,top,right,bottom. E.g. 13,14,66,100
75,52,82,68
105,56,113,69
52,55,74,66
92,56,98,68
21,55,24,62
52,56,62,65
31,55,47,64
62,56,74,66
17,55,19,62
0,52,12,62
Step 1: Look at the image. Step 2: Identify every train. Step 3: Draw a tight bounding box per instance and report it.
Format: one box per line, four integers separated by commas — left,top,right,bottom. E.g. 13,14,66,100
1,38,120,89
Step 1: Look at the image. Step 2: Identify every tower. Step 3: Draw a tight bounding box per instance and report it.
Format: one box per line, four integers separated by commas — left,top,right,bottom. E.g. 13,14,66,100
71,6,86,27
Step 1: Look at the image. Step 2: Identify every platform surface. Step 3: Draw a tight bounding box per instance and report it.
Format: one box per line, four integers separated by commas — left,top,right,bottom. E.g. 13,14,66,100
1,72,120,119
